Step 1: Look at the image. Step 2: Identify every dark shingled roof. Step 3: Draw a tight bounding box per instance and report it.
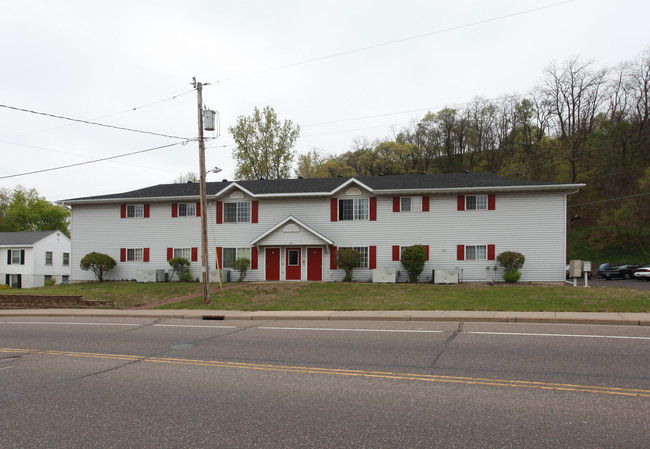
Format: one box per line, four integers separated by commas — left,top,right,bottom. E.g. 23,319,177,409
62,173,575,203
0,230,61,245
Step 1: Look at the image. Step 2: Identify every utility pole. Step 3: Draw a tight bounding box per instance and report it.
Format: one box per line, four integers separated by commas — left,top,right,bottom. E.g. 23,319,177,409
193,77,210,304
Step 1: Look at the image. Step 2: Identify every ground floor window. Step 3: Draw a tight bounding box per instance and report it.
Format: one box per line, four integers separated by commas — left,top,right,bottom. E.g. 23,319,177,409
6,274,21,289
174,248,191,259
223,247,251,268
339,246,369,268
126,248,144,262
466,245,487,260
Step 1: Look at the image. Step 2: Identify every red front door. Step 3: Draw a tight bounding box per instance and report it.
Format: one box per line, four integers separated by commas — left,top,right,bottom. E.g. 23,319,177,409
307,247,323,281
265,248,280,281
286,248,301,280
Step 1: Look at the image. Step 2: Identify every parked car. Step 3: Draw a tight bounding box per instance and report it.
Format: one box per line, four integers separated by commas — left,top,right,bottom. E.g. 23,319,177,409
601,264,639,280
597,262,610,278
633,265,650,281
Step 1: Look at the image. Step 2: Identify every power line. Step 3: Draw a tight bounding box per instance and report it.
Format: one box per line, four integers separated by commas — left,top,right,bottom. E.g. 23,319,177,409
0,141,187,180
568,192,650,208
0,104,190,140
219,1,576,82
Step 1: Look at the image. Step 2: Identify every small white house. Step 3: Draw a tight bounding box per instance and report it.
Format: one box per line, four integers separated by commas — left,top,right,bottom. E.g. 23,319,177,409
62,173,584,284
0,231,72,289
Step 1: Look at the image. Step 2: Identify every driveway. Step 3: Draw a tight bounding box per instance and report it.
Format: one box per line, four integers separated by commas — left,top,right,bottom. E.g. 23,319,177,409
587,277,650,291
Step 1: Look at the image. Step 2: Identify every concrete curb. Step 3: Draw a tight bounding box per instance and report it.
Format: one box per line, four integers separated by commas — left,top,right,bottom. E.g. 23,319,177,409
0,309,649,326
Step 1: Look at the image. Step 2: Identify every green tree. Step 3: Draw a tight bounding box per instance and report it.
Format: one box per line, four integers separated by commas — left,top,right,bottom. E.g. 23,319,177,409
400,245,427,283
80,252,116,282
229,106,300,180
0,186,70,237
335,248,361,282
232,257,251,282
168,257,191,281
496,251,526,283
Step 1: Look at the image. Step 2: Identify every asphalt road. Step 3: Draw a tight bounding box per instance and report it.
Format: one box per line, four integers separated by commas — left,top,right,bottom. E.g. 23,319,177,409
588,277,650,290
1,317,649,448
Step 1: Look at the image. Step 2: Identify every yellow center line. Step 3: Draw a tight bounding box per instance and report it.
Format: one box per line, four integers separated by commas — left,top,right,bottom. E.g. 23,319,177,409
2,347,649,398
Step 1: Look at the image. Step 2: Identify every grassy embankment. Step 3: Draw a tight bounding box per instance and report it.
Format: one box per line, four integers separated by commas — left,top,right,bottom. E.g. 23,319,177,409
6,281,649,313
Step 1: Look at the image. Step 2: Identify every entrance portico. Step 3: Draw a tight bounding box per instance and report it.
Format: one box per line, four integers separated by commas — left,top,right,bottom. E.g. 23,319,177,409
251,216,333,281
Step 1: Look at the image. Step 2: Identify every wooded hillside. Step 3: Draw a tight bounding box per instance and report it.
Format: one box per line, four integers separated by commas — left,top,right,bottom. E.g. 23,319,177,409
296,50,650,262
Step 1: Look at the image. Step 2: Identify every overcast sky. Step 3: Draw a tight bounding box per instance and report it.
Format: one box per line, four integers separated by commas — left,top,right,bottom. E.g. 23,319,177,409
1,0,648,202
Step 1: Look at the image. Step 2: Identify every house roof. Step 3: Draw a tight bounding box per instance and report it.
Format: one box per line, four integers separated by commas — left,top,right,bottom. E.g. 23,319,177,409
0,230,61,246
61,173,584,204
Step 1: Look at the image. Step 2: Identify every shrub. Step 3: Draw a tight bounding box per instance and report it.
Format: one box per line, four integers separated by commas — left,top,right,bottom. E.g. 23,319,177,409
503,268,522,283
168,257,191,282
80,252,116,282
400,245,427,283
336,248,361,282
44,278,57,286
232,257,251,282
497,251,526,283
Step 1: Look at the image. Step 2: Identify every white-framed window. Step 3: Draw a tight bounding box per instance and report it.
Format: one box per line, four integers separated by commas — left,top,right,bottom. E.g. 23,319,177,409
465,245,487,260
466,195,488,210
174,248,192,259
126,204,144,218
45,251,53,265
400,197,422,212
178,203,196,217
10,250,22,264
126,248,144,262
339,246,369,268
63,253,70,266
224,201,251,223
339,198,369,220
223,247,251,268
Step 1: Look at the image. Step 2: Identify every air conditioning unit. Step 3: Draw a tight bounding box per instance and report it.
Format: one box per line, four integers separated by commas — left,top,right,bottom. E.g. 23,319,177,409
433,269,459,284
373,268,397,283
136,269,157,283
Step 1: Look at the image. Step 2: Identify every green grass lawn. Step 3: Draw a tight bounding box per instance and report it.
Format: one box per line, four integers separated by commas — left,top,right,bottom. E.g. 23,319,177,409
8,281,649,313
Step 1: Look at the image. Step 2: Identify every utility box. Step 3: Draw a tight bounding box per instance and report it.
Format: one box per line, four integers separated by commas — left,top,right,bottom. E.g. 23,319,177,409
210,269,230,283
203,109,216,131
433,269,459,284
372,269,397,283
569,260,583,278
136,269,156,283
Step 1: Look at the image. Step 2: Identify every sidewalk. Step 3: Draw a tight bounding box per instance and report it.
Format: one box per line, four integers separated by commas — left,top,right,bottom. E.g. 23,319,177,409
1,308,649,326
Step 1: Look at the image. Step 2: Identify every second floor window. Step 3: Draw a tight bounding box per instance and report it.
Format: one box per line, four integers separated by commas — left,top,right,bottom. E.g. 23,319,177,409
339,198,368,221
178,203,196,217
127,204,144,218
224,201,250,223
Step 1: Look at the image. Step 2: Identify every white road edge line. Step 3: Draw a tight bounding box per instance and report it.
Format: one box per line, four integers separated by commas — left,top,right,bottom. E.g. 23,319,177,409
0,321,139,326
259,326,444,333
467,331,650,340
0,366,15,371
153,324,238,329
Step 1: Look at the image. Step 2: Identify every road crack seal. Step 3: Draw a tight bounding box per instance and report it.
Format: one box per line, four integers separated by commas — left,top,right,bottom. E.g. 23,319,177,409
429,322,463,368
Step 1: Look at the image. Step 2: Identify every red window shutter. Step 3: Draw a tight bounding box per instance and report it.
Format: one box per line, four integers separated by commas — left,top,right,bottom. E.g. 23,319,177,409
369,246,376,269
393,197,400,212
167,248,173,261
144,204,150,218
424,245,429,261
171,204,178,217
143,248,150,262
370,197,377,221
330,198,338,222
120,248,127,262
422,196,430,212
457,195,465,211
330,246,337,270
121,204,127,218
216,201,223,224
488,194,496,210
215,247,223,268
457,245,465,261
252,201,259,223
191,247,198,262
196,202,201,217
251,247,258,269
488,244,496,260
392,245,400,261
